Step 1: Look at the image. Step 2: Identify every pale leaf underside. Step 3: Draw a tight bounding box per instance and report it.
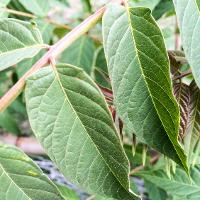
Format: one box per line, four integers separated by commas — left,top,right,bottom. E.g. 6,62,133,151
25,64,140,200
0,18,44,71
174,0,200,88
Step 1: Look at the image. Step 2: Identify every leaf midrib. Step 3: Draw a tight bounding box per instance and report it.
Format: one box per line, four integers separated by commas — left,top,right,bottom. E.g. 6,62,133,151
52,67,130,194
126,7,185,168
0,44,45,57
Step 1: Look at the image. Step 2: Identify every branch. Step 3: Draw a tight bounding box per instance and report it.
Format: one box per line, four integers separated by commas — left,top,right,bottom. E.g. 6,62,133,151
0,6,106,112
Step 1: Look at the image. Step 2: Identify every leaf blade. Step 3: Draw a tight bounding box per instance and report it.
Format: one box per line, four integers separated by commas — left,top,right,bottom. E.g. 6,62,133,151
25,64,140,200
0,18,45,71
137,166,200,199
0,144,65,200
174,0,200,88
60,36,95,74
18,0,51,17
103,4,187,170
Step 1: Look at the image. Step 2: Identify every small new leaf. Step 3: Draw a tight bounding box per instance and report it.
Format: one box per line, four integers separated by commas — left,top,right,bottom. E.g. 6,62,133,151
60,36,95,74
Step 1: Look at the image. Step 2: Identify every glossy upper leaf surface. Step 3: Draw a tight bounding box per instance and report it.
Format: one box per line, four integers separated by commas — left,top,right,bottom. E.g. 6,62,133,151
103,4,187,170
25,64,140,200
0,144,64,200
0,19,44,71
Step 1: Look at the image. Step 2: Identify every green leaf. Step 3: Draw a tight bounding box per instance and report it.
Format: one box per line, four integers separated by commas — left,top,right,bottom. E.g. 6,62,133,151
18,0,51,17
34,19,55,44
174,0,200,89
152,0,174,20
16,50,44,78
25,64,140,200
92,47,111,89
16,20,54,77
196,0,200,11
145,180,168,200
81,0,92,13
0,144,65,200
0,0,11,7
60,36,95,74
103,4,187,170
137,166,200,200
184,81,200,166
130,0,160,10
56,184,79,200
0,110,21,135
0,18,45,71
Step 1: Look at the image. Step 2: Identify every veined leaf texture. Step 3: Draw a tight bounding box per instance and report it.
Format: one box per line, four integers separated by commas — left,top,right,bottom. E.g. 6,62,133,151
102,4,187,171
25,64,140,200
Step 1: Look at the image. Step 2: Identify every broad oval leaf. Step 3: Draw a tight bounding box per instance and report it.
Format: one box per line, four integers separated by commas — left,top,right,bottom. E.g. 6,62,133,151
102,4,187,170
18,0,51,17
0,18,45,71
25,64,140,200
174,0,200,88
0,144,64,200
60,36,95,74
